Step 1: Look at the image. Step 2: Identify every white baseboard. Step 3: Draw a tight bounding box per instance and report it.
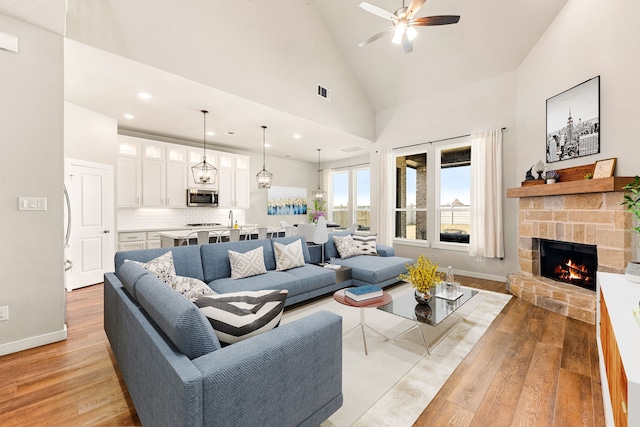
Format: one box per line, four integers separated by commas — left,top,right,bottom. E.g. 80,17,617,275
0,325,67,356
453,269,507,283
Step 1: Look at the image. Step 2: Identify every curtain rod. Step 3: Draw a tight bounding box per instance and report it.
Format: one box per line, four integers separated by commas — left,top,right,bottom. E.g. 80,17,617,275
388,127,507,151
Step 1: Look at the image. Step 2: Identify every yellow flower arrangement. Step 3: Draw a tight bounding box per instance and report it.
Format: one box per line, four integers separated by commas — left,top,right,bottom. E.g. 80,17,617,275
398,255,444,294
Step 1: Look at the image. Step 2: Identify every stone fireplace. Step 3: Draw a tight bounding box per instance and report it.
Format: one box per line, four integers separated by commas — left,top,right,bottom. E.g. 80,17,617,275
506,184,634,325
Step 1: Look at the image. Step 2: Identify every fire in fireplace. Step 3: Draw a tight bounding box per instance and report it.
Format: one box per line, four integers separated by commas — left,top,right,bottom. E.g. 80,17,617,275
540,239,597,291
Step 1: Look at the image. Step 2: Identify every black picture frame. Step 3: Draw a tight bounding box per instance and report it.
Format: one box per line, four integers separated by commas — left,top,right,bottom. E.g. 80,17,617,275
546,76,600,163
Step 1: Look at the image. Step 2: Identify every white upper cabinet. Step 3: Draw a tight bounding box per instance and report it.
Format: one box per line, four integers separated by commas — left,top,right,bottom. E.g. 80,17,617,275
217,153,250,209
117,136,188,208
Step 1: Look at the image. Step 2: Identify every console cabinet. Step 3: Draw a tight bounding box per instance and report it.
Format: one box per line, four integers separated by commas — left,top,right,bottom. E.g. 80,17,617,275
597,272,640,427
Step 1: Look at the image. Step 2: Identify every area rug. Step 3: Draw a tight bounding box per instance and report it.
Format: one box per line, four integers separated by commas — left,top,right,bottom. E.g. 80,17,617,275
281,283,512,427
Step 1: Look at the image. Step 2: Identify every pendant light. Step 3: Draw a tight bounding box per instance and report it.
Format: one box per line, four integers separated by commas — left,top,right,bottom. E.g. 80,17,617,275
191,110,218,185
311,148,327,202
256,125,273,189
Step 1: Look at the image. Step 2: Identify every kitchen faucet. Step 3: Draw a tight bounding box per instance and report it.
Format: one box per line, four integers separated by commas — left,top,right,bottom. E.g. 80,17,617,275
229,210,233,228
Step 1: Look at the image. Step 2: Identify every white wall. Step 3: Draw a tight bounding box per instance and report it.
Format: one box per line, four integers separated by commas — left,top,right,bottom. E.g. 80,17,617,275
371,72,519,281
246,156,319,228
0,12,66,353
516,0,640,177
64,102,118,165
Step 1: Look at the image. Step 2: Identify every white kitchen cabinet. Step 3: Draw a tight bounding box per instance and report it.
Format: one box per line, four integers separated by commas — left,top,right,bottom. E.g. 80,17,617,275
217,153,250,209
142,160,165,207
118,232,146,251
117,157,141,207
143,141,165,161
118,135,142,157
166,162,187,207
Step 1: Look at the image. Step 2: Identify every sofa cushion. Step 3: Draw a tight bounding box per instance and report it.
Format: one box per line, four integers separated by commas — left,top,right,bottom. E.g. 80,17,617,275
117,261,150,300
201,240,276,283
194,290,288,345
338,255,413,285
136,274,221,359
352,233,379,256
273,239,306,271
333,235,358,259
115,246,205,281
229,246,267,279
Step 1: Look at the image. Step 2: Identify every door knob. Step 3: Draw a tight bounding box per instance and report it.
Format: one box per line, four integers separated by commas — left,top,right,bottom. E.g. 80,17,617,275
103,230,110,234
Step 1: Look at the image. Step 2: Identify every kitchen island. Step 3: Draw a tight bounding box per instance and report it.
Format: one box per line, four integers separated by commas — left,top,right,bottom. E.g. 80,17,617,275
158,225,288,247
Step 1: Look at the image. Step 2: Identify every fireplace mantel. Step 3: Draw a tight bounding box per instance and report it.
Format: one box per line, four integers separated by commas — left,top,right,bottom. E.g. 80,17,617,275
506,176,635,198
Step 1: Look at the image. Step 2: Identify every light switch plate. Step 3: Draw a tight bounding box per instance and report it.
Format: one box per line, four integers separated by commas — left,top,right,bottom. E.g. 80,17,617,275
18,197,47,211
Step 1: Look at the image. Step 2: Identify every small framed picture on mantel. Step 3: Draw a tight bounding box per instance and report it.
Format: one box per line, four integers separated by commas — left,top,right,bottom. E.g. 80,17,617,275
593,157,616,179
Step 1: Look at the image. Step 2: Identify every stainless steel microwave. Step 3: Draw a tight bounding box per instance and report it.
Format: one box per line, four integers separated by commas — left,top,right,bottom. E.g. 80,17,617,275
187,189,218,207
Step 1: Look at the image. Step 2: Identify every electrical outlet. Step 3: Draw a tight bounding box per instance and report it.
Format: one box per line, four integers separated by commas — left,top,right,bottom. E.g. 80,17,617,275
0,306,8,321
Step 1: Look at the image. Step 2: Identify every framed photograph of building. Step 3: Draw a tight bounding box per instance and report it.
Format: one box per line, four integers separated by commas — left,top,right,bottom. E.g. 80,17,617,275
546,76,600,163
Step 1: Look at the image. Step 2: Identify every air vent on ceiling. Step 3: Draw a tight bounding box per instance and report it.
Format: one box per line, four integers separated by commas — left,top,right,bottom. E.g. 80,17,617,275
317,85,331,101
225,131,236,136
342,146,363,153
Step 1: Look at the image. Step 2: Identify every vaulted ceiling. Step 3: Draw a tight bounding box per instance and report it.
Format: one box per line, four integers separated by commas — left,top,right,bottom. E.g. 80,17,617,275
2,0,568,162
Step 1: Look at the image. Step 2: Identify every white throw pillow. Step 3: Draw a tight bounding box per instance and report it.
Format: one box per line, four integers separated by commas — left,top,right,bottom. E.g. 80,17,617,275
352,233,379,256
273,239,306,271
333,235,359,259
228,246,267,279
128,251,176,287
194,289,288,345
174,275,216,300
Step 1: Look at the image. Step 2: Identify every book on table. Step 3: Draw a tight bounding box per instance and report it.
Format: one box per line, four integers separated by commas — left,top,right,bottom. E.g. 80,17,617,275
345,285,383,302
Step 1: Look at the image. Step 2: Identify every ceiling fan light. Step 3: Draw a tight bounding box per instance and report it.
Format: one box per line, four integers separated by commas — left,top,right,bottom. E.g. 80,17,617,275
406,25,418,41
392,32,402,44
395,21,406,36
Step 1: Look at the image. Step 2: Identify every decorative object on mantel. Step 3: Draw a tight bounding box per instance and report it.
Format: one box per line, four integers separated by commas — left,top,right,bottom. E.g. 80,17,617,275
398,255,443,304
622,175,640,283
256,125,273,189
311,149,327,202
191,110,218,185
584,173,593,180
524,166,535,181
593,157,617,179
535,160,545,180
545,170,560,184
546,76,600,163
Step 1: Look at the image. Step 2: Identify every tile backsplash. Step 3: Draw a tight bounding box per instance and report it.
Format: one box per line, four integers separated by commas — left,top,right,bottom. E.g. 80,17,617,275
118,208,246,230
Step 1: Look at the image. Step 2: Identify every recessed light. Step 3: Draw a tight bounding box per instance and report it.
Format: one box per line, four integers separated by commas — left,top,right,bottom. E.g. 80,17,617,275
123,113,135,119
137,92,152,100
207,131,215,136
264,144,271,148
293,134,302,139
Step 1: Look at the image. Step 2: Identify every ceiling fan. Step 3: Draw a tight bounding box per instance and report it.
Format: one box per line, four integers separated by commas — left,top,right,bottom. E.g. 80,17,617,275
358,0,460,53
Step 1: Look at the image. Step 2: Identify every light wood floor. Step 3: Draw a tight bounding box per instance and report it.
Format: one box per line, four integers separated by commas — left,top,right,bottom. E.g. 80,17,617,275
0,278,604,426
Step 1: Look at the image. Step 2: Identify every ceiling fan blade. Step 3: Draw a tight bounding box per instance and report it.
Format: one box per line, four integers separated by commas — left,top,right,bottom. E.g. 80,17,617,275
413,15,461,26
359,2,396,21
406,0,427,19
402,33,413,54
358,26,394,47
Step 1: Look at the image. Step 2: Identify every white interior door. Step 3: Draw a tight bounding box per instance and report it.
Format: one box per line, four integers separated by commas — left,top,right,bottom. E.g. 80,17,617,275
65,159,114,291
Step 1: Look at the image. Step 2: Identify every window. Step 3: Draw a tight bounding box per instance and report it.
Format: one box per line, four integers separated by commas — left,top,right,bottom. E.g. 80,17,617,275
393,139,471,247
438,145,471,244
394,153,427,240
330,166,370,230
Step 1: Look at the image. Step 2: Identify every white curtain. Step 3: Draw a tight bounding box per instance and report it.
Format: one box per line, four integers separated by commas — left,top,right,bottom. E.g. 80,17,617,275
470,129,504,258
376,149,394,246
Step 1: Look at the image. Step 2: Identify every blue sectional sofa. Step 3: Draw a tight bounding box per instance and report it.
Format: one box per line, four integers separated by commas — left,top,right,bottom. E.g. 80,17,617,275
104,235,411,426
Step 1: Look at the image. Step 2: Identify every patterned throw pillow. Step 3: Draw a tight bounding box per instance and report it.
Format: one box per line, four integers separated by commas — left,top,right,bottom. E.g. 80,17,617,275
194,289,288,345
333,235,359,259
174,275,216,300
352,233,379,256
228,246,267,279
128,251,177,287
273,239,306,271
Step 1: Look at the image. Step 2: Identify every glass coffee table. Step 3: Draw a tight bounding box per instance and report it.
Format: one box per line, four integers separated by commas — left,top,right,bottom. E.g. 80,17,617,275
377,286,478,354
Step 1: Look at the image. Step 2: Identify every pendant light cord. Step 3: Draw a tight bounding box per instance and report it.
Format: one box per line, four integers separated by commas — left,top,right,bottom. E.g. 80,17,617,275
201,110,208,161
262,126,267,169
